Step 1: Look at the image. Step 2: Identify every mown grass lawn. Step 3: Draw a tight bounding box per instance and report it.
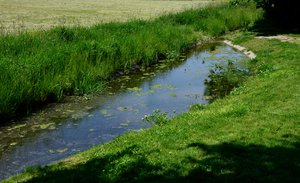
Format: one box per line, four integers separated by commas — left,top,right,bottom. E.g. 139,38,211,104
5,32,300,182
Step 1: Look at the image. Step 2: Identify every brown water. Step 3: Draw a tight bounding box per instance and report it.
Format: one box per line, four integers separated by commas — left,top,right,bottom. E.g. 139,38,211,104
0,43,248,180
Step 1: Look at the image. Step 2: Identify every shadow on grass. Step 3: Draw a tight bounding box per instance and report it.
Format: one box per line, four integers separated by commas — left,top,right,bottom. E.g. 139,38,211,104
186,140,300,182
23,137,300,183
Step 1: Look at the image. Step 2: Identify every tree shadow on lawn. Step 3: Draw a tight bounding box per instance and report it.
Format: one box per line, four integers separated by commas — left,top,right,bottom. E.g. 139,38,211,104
24,136,300,183
250,18,300,36
251,17,300,36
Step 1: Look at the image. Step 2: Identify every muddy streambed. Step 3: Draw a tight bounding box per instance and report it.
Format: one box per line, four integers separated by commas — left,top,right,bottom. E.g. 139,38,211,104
0,43,248,180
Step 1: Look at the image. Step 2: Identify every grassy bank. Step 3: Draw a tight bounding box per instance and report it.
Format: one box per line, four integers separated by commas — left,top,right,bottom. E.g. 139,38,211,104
4,32,300,182
0,3,262,122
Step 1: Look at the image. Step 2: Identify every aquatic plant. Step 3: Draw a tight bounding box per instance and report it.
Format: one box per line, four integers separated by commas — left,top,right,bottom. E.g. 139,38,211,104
142,109,169,126
204,60,249,101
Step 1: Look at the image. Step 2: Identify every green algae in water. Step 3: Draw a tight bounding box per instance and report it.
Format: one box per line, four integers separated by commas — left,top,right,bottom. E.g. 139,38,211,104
121,76,131,80
7,124,27,131
143,72,155,76
168,93,177,97
127,87,142,91
150,84,162,89
136,90,155,97
166,84,176,90
49,150,55,153
32,123,55,130
40,123,54,130
56,148,68,153
71,111,88,120
10,142,17,146
117,106,129,111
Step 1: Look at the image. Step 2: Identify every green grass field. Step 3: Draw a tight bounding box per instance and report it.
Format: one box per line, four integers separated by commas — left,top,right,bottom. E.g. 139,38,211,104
1,1,300,182
4,31,300,182
0,0,222,33
0,2,261,122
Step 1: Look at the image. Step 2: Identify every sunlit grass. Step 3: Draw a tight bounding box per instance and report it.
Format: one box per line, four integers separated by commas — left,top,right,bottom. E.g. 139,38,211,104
0,3,262,121
4,34,300,182
0,0,224,33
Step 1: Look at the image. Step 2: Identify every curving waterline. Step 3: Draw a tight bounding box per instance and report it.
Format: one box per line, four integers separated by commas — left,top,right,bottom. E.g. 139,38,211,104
223,40,256,60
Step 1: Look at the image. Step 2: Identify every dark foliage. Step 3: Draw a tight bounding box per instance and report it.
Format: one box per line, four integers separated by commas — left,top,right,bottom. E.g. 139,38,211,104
231,0,300,30
258,0,300,29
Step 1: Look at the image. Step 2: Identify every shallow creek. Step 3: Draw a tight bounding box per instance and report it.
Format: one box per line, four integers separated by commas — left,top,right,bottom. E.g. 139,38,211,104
0,43,248,180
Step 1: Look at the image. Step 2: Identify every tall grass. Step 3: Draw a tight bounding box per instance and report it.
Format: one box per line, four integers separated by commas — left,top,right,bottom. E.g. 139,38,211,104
0,3,262,122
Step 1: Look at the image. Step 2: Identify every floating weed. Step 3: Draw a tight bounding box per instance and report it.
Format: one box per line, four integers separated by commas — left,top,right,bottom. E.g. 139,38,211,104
142,73,150,76
168,93,177,97
150,84,162,89
56,148,68,153
7,124,27,131
157,64,168,69
166,84,176,90
135,90,155,96
48,125,56,130
120,123,129,127
89,129,95,132
127,87,142,91
49,150,55,153
84,106,93,110
71,112,88,120
32,123,55,130
10,142,17,146
143,72,155,76
121,76,131,80
117,106,130,111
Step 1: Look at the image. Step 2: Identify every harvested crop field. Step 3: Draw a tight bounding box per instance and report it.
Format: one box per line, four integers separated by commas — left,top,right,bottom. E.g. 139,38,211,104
0,0,221,33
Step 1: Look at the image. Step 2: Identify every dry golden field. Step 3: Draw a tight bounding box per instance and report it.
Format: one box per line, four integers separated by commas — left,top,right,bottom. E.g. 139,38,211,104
0,0,223,33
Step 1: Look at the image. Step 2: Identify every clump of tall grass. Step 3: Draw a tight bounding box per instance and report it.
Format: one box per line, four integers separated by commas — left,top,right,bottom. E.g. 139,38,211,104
158,2,260,36
0,3,263,121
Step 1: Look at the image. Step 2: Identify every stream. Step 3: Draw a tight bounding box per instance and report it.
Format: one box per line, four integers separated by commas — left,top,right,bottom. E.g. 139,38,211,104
0,42,248,180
